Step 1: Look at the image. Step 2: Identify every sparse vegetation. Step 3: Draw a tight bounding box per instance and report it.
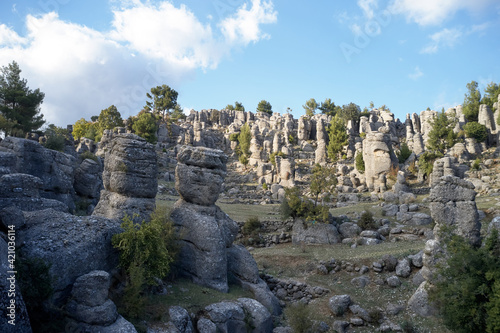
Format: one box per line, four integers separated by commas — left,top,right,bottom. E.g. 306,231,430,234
397,142,413,163
284,302,316,333
358,210,377,230
112,207,178,318
355,151,365,173
43,124,68,152
464,121,488,143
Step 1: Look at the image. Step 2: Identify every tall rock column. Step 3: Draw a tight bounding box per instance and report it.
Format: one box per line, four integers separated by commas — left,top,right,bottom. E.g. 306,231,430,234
171,146,238,292
362,132,397,193
93,133,157,223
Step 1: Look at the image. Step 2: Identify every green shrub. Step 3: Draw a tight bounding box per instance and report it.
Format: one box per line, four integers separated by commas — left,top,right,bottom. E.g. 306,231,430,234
229,133,239,141
242,217,262,236
288,134,295,144
43,125,68,152
418,151,442,177
283,187,330,223
397,142,413,163
80,150,98,162
471,158,481,170
262,183,268,190
112,207,178,318
355,152,365,173
464,121,488,143
430,229,500,333
280,198,293,221
358,211,376,230
359,132,366,139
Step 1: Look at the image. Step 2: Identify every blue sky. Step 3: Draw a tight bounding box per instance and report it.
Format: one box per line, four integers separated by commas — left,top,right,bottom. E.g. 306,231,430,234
0,0,499,126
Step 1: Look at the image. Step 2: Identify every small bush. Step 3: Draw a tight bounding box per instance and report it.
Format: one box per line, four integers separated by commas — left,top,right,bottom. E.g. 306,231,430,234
80,150,98,162
43,124,68,152
229,133,239,141
355,152,365,173
464,121,488,143
242,217,261,236
418,151,442,177
280,198,293,221
397,143,412,163
262,183,268,190
359,132,366,139
471,158,481,170
358,211,377,230
288,134,295,144
117,161,128,172
112,207,178,318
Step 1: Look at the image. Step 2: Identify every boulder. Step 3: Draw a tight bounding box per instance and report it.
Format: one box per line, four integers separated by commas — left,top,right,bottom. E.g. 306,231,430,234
407,282,436,317
18,209,122,306
292,219,340,245
338,222,361,238
175,146,227,206
429,176,481,247
93,133,157,222
74,158,103,199
329,295,351,316
169,306,194,333
395,259,411,278
362,132,397,192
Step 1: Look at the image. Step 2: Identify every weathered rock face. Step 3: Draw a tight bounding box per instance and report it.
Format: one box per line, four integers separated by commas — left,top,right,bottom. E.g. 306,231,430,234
171,201,238,292
362,132,397,192
175,146,227,206
18,209,122,306
0,137,77,211
66,271,137,332
171,146,281,314
428,176,481,247
0,173,69,212
73,158,103,201
93,133,157,222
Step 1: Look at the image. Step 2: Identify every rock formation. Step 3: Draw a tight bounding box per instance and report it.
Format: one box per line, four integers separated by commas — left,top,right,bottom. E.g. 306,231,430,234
362,132,397,192
170,146,281,314
0,136,77,211
93,133,157,223
65,271,136,332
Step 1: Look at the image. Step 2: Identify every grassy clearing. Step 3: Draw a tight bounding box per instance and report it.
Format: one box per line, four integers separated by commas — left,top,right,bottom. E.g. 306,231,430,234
216,202,280,222
121,278,253,333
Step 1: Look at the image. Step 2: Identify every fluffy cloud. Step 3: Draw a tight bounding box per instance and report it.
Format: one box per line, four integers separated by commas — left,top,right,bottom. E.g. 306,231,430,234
390,0,497,26
0,0,277,126
420,28,462,54
358,0,379,19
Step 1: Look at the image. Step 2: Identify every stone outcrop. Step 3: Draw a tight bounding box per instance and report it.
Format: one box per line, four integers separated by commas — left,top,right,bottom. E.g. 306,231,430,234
93,133,157,223
0,137,77,211
73,158,103,211
66,270,136,332
171,146,280,315
362,132,397,192
18,209,122,306
428,176,481,246
292,219,341,245
0,173,69,212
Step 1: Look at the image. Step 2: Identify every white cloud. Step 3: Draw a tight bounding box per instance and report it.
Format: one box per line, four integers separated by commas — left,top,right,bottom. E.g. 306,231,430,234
358,0,379,19
408,66,423,80
420,28,462,54
219,0,277,44
0,1,277,126
390,0,497,26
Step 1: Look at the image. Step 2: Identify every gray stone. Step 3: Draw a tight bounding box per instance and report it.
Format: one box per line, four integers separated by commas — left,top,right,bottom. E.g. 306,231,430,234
382,204,399,216
412,271,426,286
395,258,411,278
227,245,260,284
338,222,361,238
0,137,77,211
292,219,340,244
0,205,26,229
175,146,226,206
409,213,432,226
71,270,111,307
67,315,137,333
74,158,102,199
169,306,194,333
237,298,273,333
408,251,424,268
349,304,371,322
360,230,380,239
329,295,351,316
381,255,398,272
332,321,349,333
66,299,118,326
205,301,246,333
19,209,121,306
407,281,436,317
386,276,401,288
197,318,217,333
351,276,370,288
